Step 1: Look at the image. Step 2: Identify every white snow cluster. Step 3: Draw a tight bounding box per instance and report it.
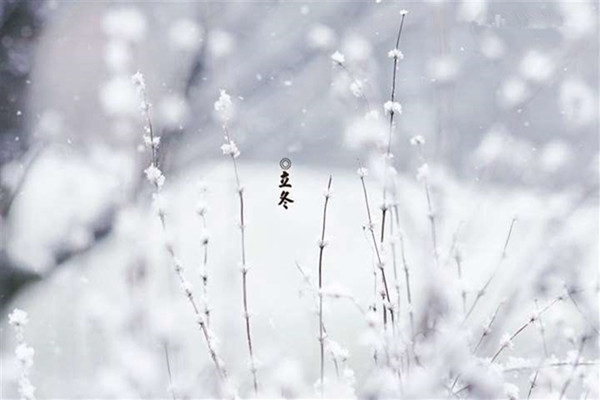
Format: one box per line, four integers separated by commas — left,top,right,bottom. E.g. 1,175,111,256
8,309,36,400
330,51,346,65
383,101,402,115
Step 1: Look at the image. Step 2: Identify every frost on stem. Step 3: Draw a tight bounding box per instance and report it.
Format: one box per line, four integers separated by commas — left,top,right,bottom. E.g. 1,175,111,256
410,135,425,146
383,101,402,115
214,89,233,122
409,135,439,268
350,81,363,98
9,308,36,400
464,218,517,322
317,175,333,396
196,201,209,217
356,159,395,331
220,141,240,158
214,90,259,394
330,51,345,65
416,163,430,182
499,333,515,351
379,13,407,332
387,48,404,60
131,70,146,91
8,308,29,327
132,72,230,390
143,134,160,148
144,164,165,188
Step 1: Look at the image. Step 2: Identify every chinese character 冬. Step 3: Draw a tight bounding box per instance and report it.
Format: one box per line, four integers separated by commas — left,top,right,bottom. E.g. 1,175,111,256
279,190,294,209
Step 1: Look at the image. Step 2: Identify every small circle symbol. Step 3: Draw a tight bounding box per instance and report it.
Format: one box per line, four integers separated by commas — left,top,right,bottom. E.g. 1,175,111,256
280,157,292,170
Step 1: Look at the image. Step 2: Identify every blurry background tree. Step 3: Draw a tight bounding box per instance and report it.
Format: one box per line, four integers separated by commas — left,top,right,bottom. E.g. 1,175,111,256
0,0,46,307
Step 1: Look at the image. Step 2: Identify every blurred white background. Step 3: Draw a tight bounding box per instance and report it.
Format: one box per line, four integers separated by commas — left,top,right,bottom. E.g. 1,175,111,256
0,1,597,398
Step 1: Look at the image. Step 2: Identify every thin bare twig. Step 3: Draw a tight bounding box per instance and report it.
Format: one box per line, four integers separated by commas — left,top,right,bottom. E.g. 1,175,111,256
490,297,562,363
294,261,344,382
413,141,439,268
133,74,229,388
164,342,177,400
567,289,600,335
197,194,211,328
453,296,563,397
380,13,407,321
318,175,333,396
559,335,588,400
463,218,517,322
222,123,259,394
357,162,395,330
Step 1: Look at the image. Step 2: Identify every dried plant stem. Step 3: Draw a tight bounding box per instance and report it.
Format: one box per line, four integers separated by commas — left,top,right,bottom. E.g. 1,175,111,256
455,255,466,314
139,87,158,167
391,204,414,338
334,62,372,112
527,363,541,399
397,229,414,338
534,299,550,358
295,261,373,382
389,206,402,323
135,81,229,387
360,228,380,366
384,13,406,159
566,289,600,335
199,213,211,327
449,301,504,394
463,218,517,322
414,142,439,268
222,123,259,394
163,342,177,400
503,361,597,373
448,222,466,313
294,261,343,379
318,176,333,396
473,301,504,354
453,297,563,397
490,297,561,363
159,206,229,386
358,162,395,330
396,218,418,371
380,13,406,317
558,335,588,400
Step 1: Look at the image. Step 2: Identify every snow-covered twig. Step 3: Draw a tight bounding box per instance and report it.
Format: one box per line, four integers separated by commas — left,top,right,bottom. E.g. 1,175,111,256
490,296,562,363
196,185,212,328
527,298,551,398
317,175,333,396
463,217,517,322
215,89,259,394
392,205,414,339
410,135,439,268
447,222,467,313
133,72,229,390
449,300,504,395
558,334,588,400
8,308,36,400
331,52,372,112
379,11,407,323
356,164,395,330
295,262,355,386
163,342,177,400
389,204,402,324
472,300,505,354
566,287,600,335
